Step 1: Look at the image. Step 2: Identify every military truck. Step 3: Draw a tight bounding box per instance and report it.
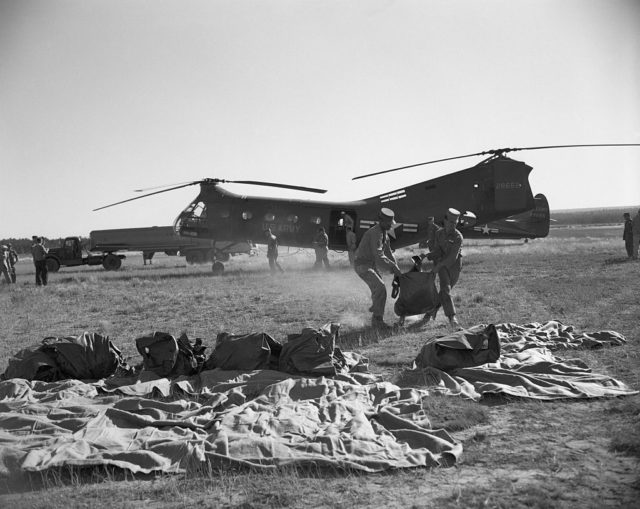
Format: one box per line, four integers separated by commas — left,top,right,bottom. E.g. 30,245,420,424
45,226,254,272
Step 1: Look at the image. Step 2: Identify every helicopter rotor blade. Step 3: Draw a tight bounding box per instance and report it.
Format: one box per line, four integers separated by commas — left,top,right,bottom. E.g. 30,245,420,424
133,181,196,192
94,177,326,212
93,181,201,211
497,143,640,153
216,179,327,194
351,150,496,181
351,143,640,181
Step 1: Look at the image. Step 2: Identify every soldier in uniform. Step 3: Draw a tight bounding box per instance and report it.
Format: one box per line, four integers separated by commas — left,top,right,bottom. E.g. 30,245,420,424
632,208,640,260
31,237,49,286
340,211,354,231
265,228,284,274
312,226,330,270
422,208,463,330
7,244,18,283
0,246,11,284
345,226,357,267
354,208,402,331
623,213,633,259
143,251,154,265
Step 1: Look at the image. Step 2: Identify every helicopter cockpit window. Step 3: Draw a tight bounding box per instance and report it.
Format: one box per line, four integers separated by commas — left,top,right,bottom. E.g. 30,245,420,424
310,216,322,225
242,211,253,220
287,214,298,223
188,201,207,218
264,213,275,222
181,201,207,223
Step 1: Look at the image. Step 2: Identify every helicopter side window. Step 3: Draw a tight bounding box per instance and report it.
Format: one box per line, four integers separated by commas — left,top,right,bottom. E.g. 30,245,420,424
242,211,253,220
310,216,322,225
264,213,275,221
288,214,298,223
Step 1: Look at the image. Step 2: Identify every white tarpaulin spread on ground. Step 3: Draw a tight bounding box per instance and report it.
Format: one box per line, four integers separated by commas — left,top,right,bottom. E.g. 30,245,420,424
0,321,636,478
0,370,461,477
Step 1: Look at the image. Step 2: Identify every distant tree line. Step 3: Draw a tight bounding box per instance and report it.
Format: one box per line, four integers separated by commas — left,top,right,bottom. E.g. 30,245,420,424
0,236,90,255
550,206,638,226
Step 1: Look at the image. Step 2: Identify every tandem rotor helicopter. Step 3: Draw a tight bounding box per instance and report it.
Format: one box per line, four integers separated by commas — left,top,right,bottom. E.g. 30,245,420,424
95,144,639,273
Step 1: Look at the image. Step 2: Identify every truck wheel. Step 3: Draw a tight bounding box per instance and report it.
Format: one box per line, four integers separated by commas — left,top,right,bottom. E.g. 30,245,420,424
212,261,225,275
188,250,205,264
46,258,60,272
103,254,122,271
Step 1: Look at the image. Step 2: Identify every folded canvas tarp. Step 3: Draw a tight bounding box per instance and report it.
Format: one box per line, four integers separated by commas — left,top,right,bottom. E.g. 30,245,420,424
414,324,501,371
410,322,638,401
1,332,125,382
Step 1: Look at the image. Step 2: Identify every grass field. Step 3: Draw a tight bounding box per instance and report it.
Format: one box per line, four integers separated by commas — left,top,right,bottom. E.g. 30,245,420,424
1,226,639,508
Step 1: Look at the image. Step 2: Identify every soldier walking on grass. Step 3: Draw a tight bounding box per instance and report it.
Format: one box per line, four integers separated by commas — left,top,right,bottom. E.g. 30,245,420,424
354,208,402,331
312,226,330,270
265,228,284,274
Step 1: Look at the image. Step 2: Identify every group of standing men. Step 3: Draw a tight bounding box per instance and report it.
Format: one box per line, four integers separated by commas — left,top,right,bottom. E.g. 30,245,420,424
622,209,640,260
0,236,49,286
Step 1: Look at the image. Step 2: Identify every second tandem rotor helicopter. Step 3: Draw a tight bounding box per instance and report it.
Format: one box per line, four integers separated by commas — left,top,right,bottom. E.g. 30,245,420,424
94,144,638,274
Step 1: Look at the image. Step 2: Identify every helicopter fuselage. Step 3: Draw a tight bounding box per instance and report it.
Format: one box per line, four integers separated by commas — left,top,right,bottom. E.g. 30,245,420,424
174,155,536,251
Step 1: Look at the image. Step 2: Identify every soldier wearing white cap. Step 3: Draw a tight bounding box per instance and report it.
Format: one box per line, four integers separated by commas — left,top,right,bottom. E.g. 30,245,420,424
423,207,464,330
353,207,402,331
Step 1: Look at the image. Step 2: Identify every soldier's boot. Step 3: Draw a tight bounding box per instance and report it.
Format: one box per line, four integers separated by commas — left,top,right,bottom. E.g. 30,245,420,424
371,316,393,332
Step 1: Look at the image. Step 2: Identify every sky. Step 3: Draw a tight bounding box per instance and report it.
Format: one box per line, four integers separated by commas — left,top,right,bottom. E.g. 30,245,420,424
1,0,639,239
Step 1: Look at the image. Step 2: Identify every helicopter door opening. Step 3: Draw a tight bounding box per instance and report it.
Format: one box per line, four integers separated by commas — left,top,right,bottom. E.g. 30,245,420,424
328,209,357,249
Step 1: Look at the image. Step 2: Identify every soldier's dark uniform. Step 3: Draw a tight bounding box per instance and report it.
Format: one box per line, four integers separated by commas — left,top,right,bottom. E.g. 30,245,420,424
623,214,633,259
265,230,284,274
31,238,49,286
312,228,330,270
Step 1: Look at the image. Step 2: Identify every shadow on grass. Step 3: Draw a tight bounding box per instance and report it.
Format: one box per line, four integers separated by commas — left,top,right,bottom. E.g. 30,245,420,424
603,256,637,266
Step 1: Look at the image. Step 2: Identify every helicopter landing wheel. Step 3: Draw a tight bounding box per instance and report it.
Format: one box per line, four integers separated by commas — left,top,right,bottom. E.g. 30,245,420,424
212,261,225,276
